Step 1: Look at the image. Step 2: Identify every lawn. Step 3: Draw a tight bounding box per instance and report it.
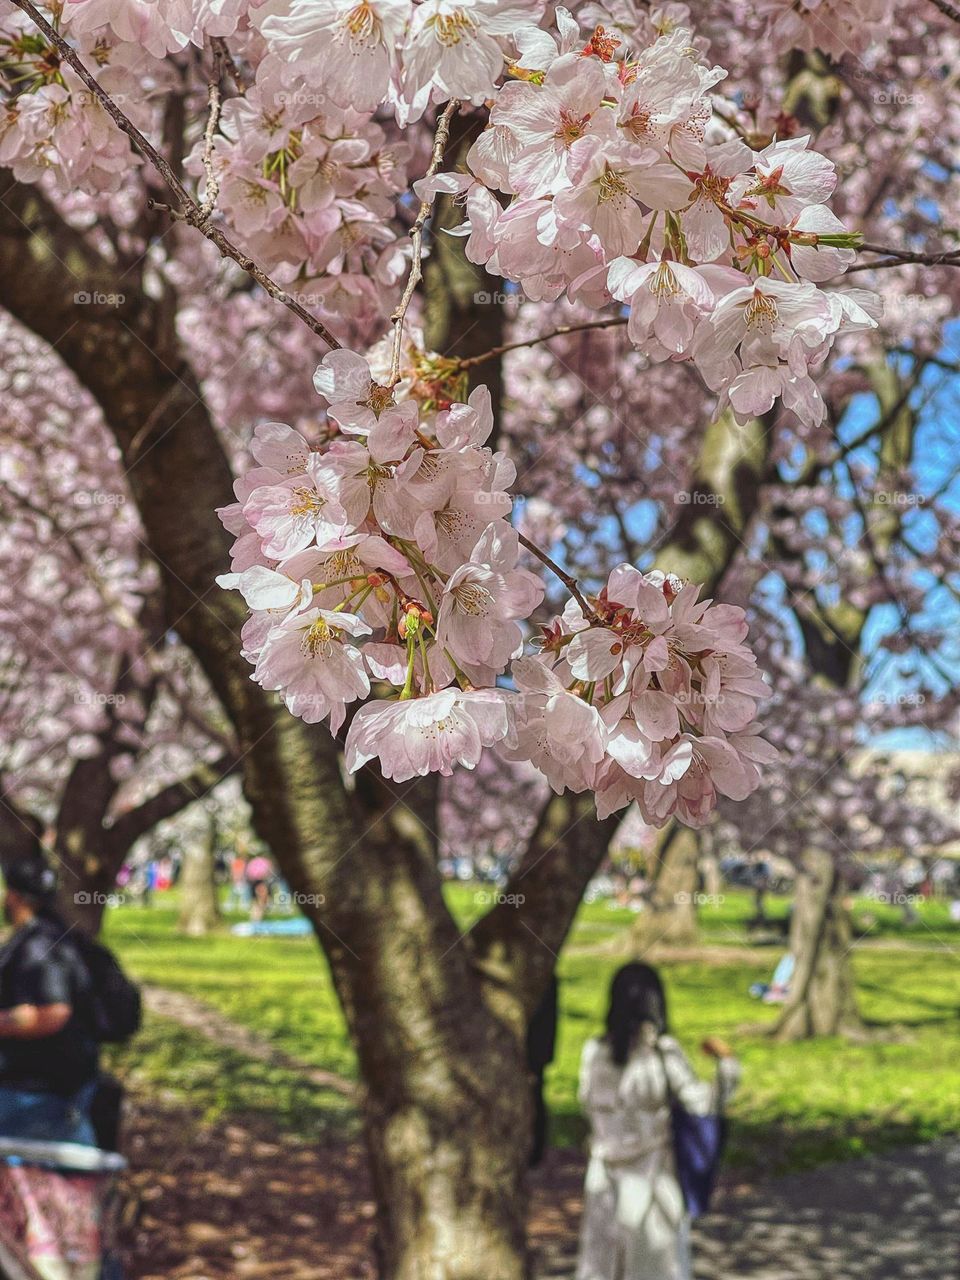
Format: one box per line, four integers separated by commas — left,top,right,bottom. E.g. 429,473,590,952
103,888,960,1176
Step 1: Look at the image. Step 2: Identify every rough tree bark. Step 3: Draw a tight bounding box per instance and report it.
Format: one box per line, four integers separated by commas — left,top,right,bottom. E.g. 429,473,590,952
178,811,223,937
0,172,607,1279
774,847,860,1039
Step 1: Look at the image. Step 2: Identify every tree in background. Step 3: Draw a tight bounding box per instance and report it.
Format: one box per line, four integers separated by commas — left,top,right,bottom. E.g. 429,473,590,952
0,318,238,928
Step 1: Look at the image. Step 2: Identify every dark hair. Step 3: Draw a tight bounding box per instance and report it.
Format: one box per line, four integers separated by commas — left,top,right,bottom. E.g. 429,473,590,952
3,859,58,904
604,963,668,1066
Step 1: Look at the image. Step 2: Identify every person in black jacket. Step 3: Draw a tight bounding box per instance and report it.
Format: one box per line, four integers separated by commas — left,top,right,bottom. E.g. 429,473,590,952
0,860,99,1144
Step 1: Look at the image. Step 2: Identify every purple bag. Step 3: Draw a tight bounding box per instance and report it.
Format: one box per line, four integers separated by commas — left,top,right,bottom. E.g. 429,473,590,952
658,1045,727,1218
668,1105,727,1218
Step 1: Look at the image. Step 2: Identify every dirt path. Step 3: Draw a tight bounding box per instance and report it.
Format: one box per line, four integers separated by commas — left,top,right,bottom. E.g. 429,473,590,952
120,1080,958,1280
142,985,357,1098
120,1097,585,1280
535,1139,960,1280
694,1138,960,1280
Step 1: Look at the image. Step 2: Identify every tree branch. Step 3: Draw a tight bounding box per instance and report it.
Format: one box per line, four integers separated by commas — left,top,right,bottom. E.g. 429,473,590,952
388,99,459,387
845,240,960,274
456,316,628,371
107,751,240,853
928,0,960,22
517,531,601,621
198,39,226,223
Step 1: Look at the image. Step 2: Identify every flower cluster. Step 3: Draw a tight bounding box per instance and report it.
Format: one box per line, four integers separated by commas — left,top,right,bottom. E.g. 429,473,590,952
503,566,775,825
428,16,880,427
254,0,548,122
0,3,882,428
186,89,412,283
216,347,542,739
218,358,773,824
0,14,161,193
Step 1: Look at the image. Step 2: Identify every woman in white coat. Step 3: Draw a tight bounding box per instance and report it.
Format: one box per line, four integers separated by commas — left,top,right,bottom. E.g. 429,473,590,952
576,963,740,1280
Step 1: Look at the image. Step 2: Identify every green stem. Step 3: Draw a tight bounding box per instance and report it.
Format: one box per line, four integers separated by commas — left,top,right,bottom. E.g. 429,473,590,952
400,635,417,700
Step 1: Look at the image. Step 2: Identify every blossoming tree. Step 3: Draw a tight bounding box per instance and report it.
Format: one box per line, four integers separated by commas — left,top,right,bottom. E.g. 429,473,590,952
0,316,238,929
0,0,957,1273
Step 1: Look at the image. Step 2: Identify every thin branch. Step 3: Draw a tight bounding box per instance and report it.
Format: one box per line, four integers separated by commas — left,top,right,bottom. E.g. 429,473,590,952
11,0,342,350
387,99,459,387
198,39,226,223
456,316,628,371
517,532,601,621
845,240,960,274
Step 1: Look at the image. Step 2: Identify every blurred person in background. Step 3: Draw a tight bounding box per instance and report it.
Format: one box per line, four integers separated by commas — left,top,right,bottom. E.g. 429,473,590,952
0,861,99,1145
576,963,739,1280
245,854,274,921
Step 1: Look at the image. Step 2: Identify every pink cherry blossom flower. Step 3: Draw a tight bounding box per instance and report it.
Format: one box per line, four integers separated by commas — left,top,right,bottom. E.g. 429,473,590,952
257,0,411,113
254,606,371,731
251,421,312,475
436,523,543,669
344,687,513,780
554,139,688,256
313,347,418,461
400,0,546,120
501,656,608,793
243,464,350,559
607,255,717,357
495,56,611,198
730,135,837,223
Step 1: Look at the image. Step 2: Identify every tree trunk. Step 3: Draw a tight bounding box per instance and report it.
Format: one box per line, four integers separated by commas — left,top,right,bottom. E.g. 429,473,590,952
631,824,700,948
178,819,222,937
363,1029,530,1280
774,847,861,1040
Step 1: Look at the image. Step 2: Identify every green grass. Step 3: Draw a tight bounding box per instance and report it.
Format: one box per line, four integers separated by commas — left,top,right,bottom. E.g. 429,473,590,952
102,887,960,1175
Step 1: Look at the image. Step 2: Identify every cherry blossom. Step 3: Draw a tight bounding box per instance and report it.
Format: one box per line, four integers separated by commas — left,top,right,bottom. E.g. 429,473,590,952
8,0,937,837
254,606,372,730
344,686,513,780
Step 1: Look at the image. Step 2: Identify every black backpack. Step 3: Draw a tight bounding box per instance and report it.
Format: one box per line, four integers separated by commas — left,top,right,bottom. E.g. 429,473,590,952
75,937,142,1044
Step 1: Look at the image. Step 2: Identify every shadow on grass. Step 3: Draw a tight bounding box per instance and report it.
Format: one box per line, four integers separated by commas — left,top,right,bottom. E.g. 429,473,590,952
105,1015,359,1144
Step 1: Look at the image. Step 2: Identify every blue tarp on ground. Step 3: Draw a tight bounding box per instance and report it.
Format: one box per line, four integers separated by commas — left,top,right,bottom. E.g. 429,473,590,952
230,918,313,937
